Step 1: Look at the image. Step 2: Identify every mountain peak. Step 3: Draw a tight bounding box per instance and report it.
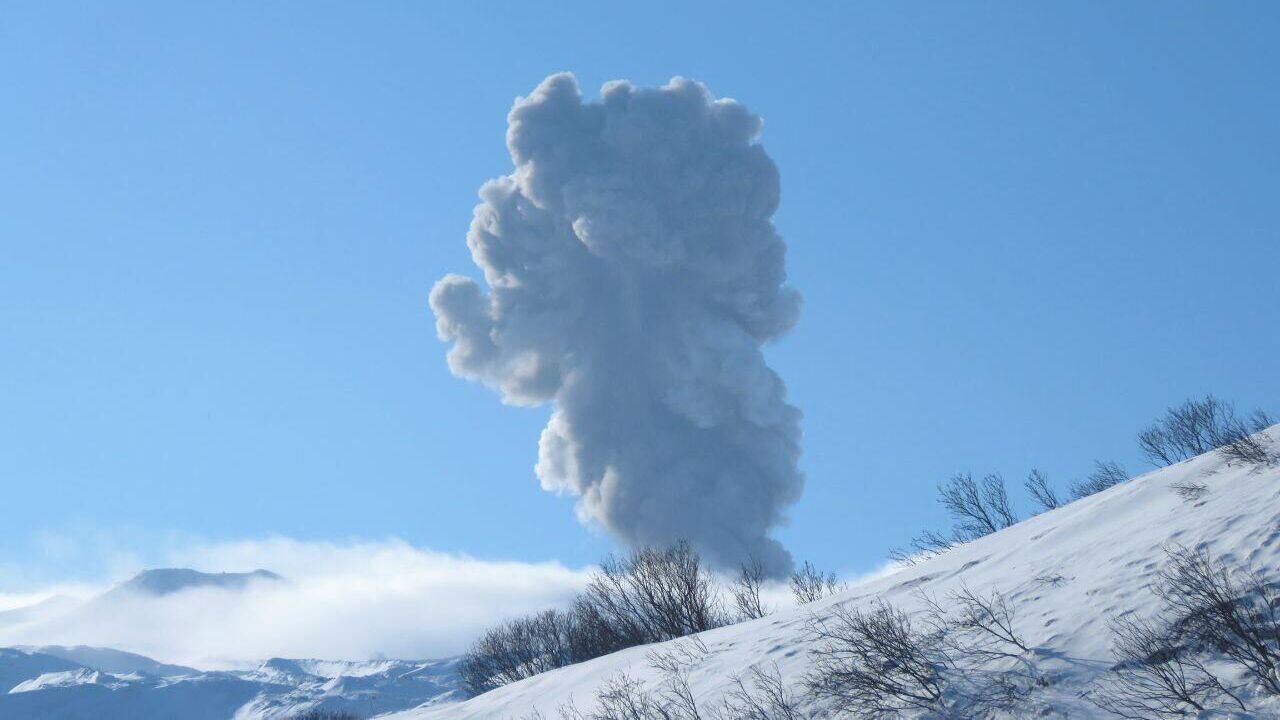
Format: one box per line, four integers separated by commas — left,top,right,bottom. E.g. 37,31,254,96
116,568,282,597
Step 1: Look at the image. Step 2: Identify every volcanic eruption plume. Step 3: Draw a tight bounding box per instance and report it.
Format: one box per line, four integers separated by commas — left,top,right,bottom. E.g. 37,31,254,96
430,74,803,575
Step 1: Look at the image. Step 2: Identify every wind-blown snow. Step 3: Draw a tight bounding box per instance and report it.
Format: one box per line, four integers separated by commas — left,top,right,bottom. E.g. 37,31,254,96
391,427,1280,719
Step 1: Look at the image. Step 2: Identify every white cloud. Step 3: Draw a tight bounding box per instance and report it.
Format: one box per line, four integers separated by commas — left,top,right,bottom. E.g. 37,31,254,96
0,536,589,670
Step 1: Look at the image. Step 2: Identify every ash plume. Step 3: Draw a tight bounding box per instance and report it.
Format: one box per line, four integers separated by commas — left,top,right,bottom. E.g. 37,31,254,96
430,74,803,575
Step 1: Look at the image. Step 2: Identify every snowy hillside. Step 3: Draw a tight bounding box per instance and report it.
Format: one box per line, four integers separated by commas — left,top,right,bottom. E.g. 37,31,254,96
0,647,461,719
393,430,1280,719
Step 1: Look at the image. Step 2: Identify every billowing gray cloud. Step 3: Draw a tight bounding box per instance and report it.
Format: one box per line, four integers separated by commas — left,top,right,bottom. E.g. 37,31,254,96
430,74,803,575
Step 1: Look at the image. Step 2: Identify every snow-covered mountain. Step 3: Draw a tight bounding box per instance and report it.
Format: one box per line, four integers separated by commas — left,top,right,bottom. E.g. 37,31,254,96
0,567,289,647
0,569,463,718
391,429,1280,719
14,645,199,677
0,647,461,719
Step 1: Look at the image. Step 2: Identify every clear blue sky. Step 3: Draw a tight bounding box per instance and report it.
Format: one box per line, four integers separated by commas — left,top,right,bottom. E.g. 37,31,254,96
2,2,1277,584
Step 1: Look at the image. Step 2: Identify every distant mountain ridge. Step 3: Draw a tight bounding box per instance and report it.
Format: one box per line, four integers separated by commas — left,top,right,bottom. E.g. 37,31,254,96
0,646,461,719
0,566,463,717
111,568,284,597
14,645,199,677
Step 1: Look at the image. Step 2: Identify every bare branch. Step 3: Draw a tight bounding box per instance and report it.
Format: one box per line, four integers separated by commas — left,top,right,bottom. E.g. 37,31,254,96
790,561,845,605
1024,468,1061,512
1069,460,1128,500
731,556,772,620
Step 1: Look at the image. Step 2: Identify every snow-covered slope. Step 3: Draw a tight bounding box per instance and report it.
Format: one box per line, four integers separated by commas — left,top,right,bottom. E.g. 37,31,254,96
0,648,462,719
393,431,1280,719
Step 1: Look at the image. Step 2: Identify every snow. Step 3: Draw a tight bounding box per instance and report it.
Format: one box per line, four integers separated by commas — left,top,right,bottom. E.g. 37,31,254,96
10,668,129,693
390,429,1280,719
1,431,1275,718
16,645,201,677
0,648,461,719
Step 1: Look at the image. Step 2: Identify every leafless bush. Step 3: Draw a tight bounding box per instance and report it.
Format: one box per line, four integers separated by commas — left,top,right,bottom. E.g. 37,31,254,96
731,556,771,620
1220,410,1277,468
645,636,710,675
1024,469,1061,513
556,673,679,720
1090,546,1280,717
573,541,728,657
805,587,1043,719
285,711,362,720
912,585,1040,713
803,600,952,717
892,473,1019,564
1158,545,1280,697
716,663,806,720
1138,394,1275,467
1169,480,1208,502
1089,613,1245,718
944,585,1030,659
888,529,955,565
790,561,845,604
460,608,579,695
1034,573,1067,588
464,541,727,696
558,643,807,720
940,473,1018,537
1069,460,1129,500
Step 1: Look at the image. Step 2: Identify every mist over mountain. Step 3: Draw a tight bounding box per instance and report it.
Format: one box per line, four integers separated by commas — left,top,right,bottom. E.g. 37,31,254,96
108,569,284,598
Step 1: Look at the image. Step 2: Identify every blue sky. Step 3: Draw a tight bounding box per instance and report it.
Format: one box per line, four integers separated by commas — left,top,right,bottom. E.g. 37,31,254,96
2,2,1277,587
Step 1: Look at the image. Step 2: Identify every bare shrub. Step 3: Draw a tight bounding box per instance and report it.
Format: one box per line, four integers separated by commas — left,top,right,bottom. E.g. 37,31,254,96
888,529,955,565
913,585,1039,711
1089,613,1245,718
944,585,1030,658
1138,394,1275,467
717,663,806,720
1169,480,1208,502
460,608,578,696
892,473,1019,564
804,601,952,717
1034,573,1067,588
559,673,676,720
790,561,845,604
1024,469,1061,513
464,541,727,696
731,556,771,620
557,640,806,720
1220,410,1277,468
939,473,1018,537
574,541,727,657
805,587,1042,719
1091,545,1280,716
645,636,710,676
1069,460,1128,500
1158,545,1280,697
286,711,362,720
